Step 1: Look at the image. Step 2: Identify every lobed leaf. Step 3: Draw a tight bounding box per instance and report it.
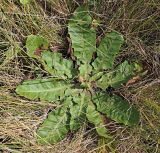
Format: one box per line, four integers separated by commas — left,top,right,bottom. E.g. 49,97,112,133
37,107,69,144
79,63,92,80
69,93,87,131
16,78,71,102
41,51,74,78
94,93,140,126
68,6,96,64
89,71,104,82
26,35,73,78
69,6,92,27
92,31,124,70
26,35,49,58
86,102,111,138
96,61,140,89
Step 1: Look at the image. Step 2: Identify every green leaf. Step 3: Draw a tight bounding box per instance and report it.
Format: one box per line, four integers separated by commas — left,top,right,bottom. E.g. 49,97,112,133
37,107,69,144
68,6,96,63
26,35,49,58
96,61,139,90
79,63,92,80
94,93,140,126
86,102,111,138
20,0,31,5
41,51,74,78
69,93,87,131
26,35,73,78
92,31,124,70
69,6,92,27
16,78,71,101
89,71,104,82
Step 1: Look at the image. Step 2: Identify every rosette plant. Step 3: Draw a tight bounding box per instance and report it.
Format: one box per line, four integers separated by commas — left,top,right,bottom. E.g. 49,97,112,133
16,6,140,144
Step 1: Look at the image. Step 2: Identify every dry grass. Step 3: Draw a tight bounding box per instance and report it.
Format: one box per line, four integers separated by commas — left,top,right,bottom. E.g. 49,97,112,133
0,0,160,152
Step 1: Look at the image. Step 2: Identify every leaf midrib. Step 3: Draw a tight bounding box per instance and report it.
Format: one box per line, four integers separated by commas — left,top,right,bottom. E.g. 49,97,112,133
20,85,71,93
